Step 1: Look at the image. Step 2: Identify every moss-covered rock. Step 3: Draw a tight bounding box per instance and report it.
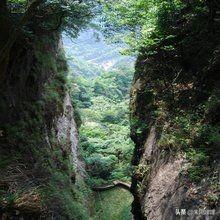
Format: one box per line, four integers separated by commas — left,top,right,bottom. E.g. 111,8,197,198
0,32,90,219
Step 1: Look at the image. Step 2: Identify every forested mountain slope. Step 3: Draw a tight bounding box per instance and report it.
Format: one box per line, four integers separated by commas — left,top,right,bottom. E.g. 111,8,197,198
64,28,135,186
63,28,134,77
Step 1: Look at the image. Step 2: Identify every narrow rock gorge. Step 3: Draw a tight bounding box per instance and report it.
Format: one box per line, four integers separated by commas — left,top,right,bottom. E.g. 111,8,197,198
0,1,220,220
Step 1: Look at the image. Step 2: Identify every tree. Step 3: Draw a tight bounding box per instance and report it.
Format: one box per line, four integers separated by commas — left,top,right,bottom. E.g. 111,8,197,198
100,0,211,54
0,0,94,79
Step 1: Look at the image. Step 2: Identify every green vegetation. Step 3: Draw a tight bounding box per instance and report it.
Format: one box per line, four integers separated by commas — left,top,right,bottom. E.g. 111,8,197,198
101,0,186,54
1,0,219,218
101,3,219,212
6,0,93,36
70,64,135,185
92,188,132,220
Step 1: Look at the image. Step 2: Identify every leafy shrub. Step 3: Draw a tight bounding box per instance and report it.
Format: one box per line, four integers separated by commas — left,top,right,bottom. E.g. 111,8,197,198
187,166,210,183
86,154,117,179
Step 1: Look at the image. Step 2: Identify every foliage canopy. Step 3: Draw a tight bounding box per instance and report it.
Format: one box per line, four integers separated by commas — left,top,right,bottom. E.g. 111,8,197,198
100,0,207,54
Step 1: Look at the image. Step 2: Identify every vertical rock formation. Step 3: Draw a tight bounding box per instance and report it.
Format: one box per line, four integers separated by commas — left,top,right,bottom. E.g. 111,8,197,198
130,3,220,220
0,31,89,219
56,92,86,182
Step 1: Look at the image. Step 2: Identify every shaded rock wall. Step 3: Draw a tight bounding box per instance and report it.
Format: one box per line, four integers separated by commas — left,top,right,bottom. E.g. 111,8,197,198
0,32,89,219
130,4,220,220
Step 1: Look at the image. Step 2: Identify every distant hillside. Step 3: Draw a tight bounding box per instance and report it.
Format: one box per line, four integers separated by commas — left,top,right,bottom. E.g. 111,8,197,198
63,28,134,78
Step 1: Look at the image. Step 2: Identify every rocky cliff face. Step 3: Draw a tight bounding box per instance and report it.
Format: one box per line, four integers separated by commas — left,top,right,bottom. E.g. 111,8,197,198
130,6,220,220
56,92,87,181
130,61,220,220
0,33,89,219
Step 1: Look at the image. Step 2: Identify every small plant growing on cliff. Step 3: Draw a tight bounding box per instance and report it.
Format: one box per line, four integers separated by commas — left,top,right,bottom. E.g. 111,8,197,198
186,149,210,183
